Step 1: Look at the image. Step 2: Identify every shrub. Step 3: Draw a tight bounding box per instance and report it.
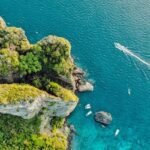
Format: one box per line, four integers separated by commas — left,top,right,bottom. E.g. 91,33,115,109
46,82,78,101
31,76,43,89
51,117,65,130
0,114,68,150
0,48,19,79
19,52,42,77
0,27,30,52
0,84,48,104
38,36,74,77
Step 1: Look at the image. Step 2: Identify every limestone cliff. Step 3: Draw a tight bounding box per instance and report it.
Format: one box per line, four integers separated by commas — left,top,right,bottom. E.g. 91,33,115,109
0,17,80,150
0,16,93,150
0,84,77,119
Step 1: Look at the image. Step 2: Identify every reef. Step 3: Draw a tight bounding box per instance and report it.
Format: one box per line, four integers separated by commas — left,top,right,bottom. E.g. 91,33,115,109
0,17,92,150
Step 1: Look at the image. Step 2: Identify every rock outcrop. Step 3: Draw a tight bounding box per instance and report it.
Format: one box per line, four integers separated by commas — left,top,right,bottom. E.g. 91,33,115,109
77,81,94,92
0,94,77,119
0,83,78,146
0,17,6,29
95,111,112,126
0,17,92,150
73,67,94,92
0,83,77,120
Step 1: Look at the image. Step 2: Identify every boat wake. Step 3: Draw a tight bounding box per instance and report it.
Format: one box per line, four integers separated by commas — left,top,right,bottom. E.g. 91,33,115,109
114,43,150,68
114,43,150,80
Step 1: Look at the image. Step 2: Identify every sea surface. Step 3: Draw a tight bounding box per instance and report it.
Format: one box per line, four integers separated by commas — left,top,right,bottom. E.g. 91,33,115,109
0,0,150,149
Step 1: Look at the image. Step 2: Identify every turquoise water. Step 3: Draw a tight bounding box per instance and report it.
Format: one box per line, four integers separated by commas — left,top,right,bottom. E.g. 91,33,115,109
0,0,150,149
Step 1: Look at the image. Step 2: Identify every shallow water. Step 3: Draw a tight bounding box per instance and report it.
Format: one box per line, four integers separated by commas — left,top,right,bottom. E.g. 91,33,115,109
0,0,150,149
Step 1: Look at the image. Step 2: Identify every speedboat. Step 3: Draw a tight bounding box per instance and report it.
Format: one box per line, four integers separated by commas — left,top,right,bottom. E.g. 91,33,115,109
128,88,131,95
86,111,92,116
85,104,91,109
115,129,120,137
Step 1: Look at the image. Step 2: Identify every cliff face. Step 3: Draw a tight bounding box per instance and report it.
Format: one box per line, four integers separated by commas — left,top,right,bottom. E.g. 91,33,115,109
0,17,79,150
0,16,93,150
0,84,77,138
0,83,77,126
0,87,77,119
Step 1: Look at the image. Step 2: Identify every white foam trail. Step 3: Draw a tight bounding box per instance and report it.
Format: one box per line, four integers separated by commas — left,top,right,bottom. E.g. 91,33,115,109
114,43,150,68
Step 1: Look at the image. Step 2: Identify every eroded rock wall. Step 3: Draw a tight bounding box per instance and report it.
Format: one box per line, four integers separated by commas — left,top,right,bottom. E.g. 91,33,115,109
0,96,77,119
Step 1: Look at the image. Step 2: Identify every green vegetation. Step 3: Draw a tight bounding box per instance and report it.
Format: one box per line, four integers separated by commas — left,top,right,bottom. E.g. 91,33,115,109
19,52,42,77
0,18,77,150
37,36,74,77
0,48,19,79
0,114,67,150
0,25,76,96
30,132,67,150
51,117,65,131
0,84,48,104
31,76,43,89
0,25,75,90
0,27,30,51
46,82,78,101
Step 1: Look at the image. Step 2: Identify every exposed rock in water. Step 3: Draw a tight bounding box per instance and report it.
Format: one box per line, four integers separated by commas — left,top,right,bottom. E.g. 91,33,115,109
73,67,85,76
72,67,94,92
70,124,76,133
95,111,112,126
77,81,94,92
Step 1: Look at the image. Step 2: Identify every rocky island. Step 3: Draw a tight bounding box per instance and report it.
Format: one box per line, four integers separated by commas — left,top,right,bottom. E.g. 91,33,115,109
0,17,93,150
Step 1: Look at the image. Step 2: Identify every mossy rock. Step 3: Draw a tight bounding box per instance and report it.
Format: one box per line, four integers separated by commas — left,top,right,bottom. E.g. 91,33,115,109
46,82,78,102
0,84,49,104
0,48,19,82
0,27,30,51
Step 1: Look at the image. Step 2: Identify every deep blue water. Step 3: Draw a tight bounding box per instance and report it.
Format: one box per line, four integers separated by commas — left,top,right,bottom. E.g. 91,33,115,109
0,0,150,149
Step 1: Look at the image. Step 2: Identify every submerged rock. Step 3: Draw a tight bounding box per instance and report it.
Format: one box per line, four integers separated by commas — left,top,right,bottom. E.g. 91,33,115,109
95,111,112,126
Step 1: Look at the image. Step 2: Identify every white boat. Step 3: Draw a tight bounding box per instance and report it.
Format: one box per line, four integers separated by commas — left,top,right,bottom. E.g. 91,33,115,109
128,88,131,95
115,129,120,137
86,111,92,116
85,104,91,109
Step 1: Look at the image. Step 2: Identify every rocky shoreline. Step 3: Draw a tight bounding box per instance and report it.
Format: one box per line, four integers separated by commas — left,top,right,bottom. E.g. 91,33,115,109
0,16,93,149
72,67,94,92
67,125,75,150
